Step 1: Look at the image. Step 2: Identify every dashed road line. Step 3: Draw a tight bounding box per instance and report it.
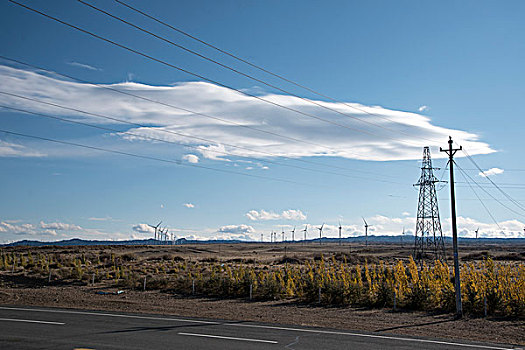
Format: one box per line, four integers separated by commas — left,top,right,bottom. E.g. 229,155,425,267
178,332,278,344
0,317,65,325
0,306,517,349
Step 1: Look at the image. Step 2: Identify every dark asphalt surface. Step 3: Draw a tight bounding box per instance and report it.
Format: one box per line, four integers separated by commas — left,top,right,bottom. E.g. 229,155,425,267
0,305,520,349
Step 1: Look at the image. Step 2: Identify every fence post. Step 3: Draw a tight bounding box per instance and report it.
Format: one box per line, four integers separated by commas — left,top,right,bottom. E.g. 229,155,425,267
192,279,195,295
318,286,322,304
143,276,147,291
48,270,52,283
249,283,253,300
92,273,95,286
393,290,397,311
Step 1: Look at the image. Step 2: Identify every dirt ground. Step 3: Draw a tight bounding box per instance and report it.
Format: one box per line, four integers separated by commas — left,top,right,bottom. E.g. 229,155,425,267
0,284,523,346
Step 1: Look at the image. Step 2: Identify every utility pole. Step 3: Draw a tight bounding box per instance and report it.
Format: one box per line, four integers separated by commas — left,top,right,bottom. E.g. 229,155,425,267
338,221,342,246
440,136,463,319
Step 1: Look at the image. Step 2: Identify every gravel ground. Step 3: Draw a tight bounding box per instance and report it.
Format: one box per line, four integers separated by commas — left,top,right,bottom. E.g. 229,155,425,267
0,285,523,346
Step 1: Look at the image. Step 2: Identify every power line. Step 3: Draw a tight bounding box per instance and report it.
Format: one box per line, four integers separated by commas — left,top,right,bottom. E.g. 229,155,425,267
0,55,406,180
0,99,406,185
8,0,385,146
456,183,525,189
10,0,439,159
455,163,501,229
458,168,525,172
79,0,433,148
114,0,444,146
461,148,525,213
440,197,525,202
453,161,525,219
0,128,326,188
0,61,414,182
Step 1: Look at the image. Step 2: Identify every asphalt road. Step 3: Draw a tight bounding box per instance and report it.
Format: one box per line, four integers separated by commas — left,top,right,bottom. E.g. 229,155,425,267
0,305,520,350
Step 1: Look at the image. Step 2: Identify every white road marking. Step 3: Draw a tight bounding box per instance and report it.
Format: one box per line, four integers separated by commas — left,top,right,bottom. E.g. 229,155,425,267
0,306,217,325
0,306,516,349
227,323,516,350
0,317,64,325
178,332,278,344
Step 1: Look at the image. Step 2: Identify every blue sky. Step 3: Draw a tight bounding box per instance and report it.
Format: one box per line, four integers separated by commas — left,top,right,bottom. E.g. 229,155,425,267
1,0,524,242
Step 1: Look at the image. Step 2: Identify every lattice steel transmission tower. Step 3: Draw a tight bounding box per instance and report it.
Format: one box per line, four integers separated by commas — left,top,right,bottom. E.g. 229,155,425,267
413,147,446,262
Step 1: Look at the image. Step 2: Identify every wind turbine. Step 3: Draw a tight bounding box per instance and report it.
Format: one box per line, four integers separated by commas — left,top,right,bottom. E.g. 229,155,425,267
318,223,324,245
475,227,479,239
159,226,169,244
362,217,370,247
338,221,342,246
282,227,285,242
148,221,162,242
302,224,308,243
291,226,296,242
401,226,405,247
261,233,264,242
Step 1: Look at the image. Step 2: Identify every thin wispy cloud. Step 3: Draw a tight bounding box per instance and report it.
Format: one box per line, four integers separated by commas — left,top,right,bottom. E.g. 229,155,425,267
39,221,82,231
0,140,46,158
67,61,101,71
418,105,429,112
88,216,114,221
246,209,307,221
183,203,195,208
0,65,495,162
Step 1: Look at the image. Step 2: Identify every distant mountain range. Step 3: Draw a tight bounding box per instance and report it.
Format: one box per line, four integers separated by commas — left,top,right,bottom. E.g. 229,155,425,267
2,235,524,247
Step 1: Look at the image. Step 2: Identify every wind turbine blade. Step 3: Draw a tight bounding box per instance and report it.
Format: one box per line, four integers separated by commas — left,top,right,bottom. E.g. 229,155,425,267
362,217,368,226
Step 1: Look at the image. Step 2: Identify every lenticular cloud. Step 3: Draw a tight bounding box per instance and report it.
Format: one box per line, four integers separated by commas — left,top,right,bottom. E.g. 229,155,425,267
0,65,494,161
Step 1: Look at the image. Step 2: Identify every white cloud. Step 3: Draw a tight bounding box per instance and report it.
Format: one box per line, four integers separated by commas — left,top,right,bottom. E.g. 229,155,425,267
41,229,58,236
132,223,155,234
88,217,114,221
453,216,524,238
66,61,101,71
39,221,82,231
0,218,131,242
182,154,199,163
246,209,307,221
183,203,195,208
281,209,307,220
213,232,255,241
418,105,429,112
0,221,37,235
217,224,255,235
0,65,494,162
1,220,83,237
479,167,504,177
402,211,410,216
0,140,46,158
